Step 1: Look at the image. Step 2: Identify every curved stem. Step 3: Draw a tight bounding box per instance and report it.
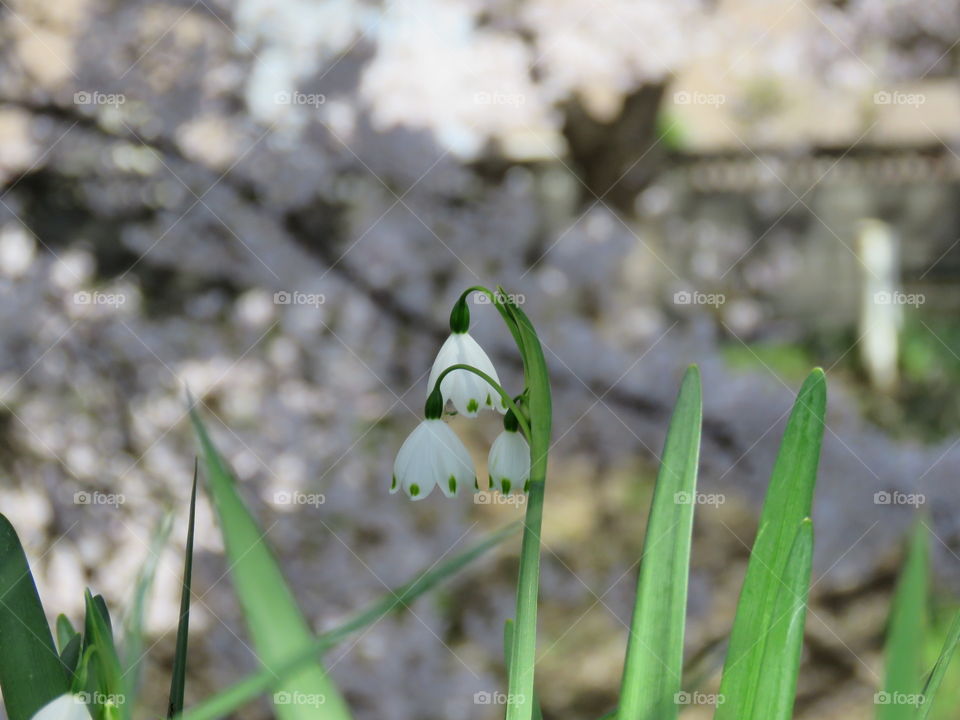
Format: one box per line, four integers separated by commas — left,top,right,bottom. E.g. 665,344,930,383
432,363,531,439
458,286,526,358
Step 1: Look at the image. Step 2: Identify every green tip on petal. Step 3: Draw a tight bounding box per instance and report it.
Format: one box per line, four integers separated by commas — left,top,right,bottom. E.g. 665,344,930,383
448,475,457,494
501,478,511,495
475,477,481,491
485,393,493,406
391,475,397,490
523,479,530,493
409,483,420,497
467,398,479,413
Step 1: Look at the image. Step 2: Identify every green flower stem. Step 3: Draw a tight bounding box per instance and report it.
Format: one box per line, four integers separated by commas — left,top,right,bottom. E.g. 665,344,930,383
497,297,552,720
448,286,551,720
432,363,531,439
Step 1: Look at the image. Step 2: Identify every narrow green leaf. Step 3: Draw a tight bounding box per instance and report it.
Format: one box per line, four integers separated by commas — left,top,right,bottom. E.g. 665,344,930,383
60,634,82,680
0,514,70,720
499,292,552,720
716,368,826,720
504,620,543,720
190,406,352,720
83,589,124,720
749,518,814,718
168,462,198,718
176,521,519,720
122,513,173,718
57,614,79,653
92,596,113,640
919,610,960,720
877,522,928,720
618,365,702,720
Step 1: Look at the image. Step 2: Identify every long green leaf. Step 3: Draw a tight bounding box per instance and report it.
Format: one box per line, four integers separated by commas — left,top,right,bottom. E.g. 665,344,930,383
57,614,79,652
122,513,173,718
168,461,198,718
500,291,552,720
748,518,813,717
877,522,928,720
177,521,519,720
618,365,701,720
82,589,124,720
715,368,826,720
191,406,351,720
919,610,960,720
0,514,70,720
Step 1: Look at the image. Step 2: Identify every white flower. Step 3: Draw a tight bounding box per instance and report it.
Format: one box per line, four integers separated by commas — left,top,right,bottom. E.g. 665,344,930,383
427,332,506,417
391,419,476,500
487,429,530,495
30,695,92,720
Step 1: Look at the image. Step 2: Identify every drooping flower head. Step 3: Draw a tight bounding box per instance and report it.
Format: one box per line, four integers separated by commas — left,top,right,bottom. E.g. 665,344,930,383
391,388,477,500
427,296,506,417
487,408,530,495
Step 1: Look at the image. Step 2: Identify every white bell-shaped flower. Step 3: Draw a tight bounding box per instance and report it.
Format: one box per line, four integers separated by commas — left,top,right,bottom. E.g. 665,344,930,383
487,428,530,495
391,419,476,500
30,695,92,720
428,332,506,417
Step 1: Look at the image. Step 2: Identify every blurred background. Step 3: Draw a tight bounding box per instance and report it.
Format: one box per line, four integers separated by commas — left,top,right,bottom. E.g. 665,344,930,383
1,0,959,717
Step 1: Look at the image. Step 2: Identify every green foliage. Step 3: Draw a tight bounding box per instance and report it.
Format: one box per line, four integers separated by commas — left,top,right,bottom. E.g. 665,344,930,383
0,514,70,720
715,368,826,720
618,366,701,720
190,406,352,720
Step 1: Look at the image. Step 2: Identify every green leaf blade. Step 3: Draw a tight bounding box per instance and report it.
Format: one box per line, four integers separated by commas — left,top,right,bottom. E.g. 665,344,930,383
190,406,352,720
878,522,928,720
618,365,702,720
0,514,70,720
168,462,198,718
176,522,519,720
749,518,814,718
716,368,826,720
919,610,960,720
